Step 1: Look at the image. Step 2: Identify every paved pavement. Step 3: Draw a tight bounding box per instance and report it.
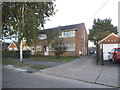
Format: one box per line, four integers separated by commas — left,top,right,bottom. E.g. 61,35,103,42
2,67,112,88
41,55,119,87
4,58,64,67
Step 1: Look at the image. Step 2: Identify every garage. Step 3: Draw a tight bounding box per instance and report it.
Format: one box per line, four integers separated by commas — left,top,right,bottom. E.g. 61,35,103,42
97,33,120,61
102,44,119,60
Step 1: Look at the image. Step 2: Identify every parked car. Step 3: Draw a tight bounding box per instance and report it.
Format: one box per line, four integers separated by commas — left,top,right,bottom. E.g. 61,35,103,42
89,51,94,55
94,50,96,54
89,50,96,55
108,48,120,63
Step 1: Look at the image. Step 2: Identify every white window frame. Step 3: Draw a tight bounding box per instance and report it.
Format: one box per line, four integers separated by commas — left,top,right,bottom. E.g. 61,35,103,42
61,30,75,38
30,47,34,51
65,44,75,51
9,48,12,50
14,47,18,50
38,34,47,40
36,46,42,51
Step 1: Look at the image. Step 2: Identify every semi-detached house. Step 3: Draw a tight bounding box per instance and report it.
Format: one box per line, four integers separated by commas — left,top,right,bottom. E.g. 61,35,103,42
31,23,88,56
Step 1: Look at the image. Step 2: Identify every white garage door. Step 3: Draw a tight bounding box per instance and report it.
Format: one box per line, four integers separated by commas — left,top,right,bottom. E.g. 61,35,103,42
102,44,119,60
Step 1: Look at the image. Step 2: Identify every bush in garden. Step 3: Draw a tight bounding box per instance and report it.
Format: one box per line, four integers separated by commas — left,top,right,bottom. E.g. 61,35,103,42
2,50,31,58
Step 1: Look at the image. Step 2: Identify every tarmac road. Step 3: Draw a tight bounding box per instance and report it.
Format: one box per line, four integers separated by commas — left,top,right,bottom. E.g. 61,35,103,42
2,66,112,88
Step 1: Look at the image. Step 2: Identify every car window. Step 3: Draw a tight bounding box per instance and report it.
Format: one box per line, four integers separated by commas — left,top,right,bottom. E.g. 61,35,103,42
110,49,115,53
116,48,120,52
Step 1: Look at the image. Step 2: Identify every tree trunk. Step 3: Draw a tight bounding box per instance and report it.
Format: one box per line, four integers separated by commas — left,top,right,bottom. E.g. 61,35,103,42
20,4,24,63
56,54,59,59
20,40,23,63
34,44,37,54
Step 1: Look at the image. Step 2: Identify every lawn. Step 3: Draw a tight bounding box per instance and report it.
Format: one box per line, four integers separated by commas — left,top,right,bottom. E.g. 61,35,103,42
2,59,50,70
27,56,80,63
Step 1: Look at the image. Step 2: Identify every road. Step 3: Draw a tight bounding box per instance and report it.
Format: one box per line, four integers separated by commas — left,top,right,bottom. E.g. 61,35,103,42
2,66,112,88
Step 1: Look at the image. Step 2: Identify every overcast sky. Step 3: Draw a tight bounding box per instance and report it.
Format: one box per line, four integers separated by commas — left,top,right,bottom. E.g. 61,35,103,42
4,0,119,46
44,0,119,46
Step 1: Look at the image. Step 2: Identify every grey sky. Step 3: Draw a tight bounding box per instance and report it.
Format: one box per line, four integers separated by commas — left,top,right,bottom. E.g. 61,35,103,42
3,0,119,46
44,0,118,33
44,0,119,47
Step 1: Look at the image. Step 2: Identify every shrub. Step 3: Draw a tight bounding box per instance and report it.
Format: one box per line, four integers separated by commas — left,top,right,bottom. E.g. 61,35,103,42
34,51,43,57
23,50,31,58
2,50,31,58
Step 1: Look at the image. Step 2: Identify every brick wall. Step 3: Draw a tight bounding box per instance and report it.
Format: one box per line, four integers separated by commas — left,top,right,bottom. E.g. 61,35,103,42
31,24,88,57
102,35,120,44
75,24,88,56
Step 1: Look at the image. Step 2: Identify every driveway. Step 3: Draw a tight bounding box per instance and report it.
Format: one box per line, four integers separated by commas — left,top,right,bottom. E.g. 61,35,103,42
41,55,119,87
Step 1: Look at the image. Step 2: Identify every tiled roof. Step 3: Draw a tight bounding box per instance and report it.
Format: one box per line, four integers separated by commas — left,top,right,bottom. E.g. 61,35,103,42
40,23,84,34
98,33,119,44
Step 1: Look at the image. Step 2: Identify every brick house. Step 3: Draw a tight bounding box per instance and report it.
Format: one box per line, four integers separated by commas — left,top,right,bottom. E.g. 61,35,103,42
31,23,88,56
97,33,120,61
7,42,18,51
6,41,30,51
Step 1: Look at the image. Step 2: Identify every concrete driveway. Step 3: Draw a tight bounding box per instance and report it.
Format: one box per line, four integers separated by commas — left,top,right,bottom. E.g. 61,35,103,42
41,55,119,87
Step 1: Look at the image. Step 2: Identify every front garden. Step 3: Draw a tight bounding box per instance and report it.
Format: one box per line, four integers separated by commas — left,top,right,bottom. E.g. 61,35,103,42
2,50,80,63
2,59,50,70
27,56,79,63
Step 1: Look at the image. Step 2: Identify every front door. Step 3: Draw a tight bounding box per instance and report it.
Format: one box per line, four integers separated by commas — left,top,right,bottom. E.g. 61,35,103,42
44,46,49,56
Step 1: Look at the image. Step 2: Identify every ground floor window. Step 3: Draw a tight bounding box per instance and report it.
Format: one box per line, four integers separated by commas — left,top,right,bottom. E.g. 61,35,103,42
49,44,75,52
8,48,12,50
36,46,42,51
31,47,34,51
65,44,75,51
49,45,54,51
14,47,18,50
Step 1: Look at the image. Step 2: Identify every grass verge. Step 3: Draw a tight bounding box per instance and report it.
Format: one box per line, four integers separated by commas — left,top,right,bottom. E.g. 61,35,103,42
27,56,79,63
2,59,50,70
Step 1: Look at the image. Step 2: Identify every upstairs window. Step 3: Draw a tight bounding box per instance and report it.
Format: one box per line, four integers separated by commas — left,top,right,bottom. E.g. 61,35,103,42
61,31,75,38
38,34,47,40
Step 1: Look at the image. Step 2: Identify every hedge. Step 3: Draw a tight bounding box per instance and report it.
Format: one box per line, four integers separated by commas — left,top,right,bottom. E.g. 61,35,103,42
2,50,31,58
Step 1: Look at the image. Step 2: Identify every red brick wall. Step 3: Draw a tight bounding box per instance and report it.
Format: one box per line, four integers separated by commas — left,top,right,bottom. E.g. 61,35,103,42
75,24,88,56
102,35,120,44
31,24,88,57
